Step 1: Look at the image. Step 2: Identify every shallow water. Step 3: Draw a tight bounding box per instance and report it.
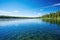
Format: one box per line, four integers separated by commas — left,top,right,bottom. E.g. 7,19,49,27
0,19,60,40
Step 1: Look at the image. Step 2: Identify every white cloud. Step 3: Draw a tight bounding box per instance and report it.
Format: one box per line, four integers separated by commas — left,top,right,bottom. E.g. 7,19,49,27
0,10,19,16
39,9,44,11
52,3,60,6
39,3,60,11
44,3,60,8
13,11,20,12
0,10,13,16
0,10,11,13
0,10,4,12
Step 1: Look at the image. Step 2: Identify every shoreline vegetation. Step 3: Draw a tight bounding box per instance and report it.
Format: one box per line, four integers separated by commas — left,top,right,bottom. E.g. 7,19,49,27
41,11,60,25
0,11,60,20
0,11,60,24
41,11,60,20
0,16,39,19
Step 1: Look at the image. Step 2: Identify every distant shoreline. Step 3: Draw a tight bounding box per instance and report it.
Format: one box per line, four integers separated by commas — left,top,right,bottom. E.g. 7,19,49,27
0,16,40,19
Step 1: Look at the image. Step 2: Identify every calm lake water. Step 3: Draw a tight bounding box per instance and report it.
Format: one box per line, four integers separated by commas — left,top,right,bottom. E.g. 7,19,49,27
0,19,60,40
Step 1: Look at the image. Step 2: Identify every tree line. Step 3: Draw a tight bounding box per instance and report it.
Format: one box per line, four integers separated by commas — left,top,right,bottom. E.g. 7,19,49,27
41,11,60,19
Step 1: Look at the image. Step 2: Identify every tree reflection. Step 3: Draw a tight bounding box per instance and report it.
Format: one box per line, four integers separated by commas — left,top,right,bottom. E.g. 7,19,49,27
42,19,60,25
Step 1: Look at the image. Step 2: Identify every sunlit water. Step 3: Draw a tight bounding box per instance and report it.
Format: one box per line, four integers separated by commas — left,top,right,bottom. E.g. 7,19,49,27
0,19,60,40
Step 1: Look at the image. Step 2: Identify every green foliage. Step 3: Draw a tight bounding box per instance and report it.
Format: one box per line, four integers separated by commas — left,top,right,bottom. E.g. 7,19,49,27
41,11,60,19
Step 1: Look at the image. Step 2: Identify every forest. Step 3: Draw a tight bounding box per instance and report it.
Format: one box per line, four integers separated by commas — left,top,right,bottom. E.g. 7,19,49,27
41,11,60,20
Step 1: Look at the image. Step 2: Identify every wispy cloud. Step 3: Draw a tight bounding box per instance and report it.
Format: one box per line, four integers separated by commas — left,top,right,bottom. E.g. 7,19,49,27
52,3,60,6
43,3,60,8
13,11,20,12
0,10,19,16
0,10,38,17
0,10,11,13
0,10,20,14
39,3,60,11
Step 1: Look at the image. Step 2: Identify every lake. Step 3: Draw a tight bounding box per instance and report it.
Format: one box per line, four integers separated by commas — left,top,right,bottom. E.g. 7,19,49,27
0,19,60,40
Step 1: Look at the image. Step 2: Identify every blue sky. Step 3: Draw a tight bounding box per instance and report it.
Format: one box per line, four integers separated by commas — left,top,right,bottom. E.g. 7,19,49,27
0,0,60,17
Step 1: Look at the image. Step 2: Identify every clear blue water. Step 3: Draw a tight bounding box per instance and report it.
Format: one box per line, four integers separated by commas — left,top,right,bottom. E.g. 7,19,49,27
0,19,60,40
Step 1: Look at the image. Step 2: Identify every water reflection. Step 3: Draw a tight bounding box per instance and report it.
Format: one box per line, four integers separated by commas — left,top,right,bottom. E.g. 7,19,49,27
0,19,42,26
0,19,60,40
42,19,60,25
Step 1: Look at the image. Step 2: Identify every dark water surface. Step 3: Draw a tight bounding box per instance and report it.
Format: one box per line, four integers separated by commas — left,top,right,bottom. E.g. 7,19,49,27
0,19,60,40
